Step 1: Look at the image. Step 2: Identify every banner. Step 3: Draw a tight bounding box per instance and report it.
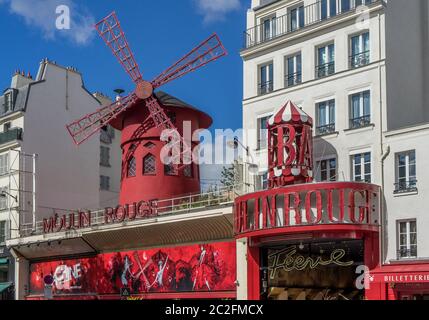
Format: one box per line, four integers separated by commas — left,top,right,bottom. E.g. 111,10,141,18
29,242,236,295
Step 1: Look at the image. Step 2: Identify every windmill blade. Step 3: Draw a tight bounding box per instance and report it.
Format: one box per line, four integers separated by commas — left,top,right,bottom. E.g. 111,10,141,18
95,12,143,83
66,94,139,145
151,33,227,89
145,96,192,166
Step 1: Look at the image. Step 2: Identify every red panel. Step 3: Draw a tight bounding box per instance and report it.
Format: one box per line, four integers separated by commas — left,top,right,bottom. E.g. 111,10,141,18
29,242,236,296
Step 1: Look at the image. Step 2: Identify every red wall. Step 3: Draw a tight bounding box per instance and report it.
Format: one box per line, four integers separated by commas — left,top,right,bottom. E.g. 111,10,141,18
113,101,210,205
29,242,236,296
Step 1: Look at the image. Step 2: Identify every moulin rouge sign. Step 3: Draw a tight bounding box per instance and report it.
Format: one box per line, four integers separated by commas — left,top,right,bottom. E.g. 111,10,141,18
43,200,158,234
234,182,381,235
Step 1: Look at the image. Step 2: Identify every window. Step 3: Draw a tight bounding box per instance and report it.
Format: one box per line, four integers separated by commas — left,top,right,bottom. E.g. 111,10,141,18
316,100,335,135
100,176,110,191
144,142,156,149
320,0,337,20
0,187,8,210
100,146,110,167
3,123,11,132
352,152,371,183
289,5,304,32
398,220,417,259
285,53,302,87
350,90,371,129
127,157,136,177
316,43,335,78
257,115,271,150
350,32,370,68
4,92,12,112
183,165,193,178
341,0,351,13
164,163,177,176
395,151,417,193
143,154,156,175
318,158,337,182
0,154,9,176
262,15,277,41
259,63,274,95
258,172,268,191
0,221,5,244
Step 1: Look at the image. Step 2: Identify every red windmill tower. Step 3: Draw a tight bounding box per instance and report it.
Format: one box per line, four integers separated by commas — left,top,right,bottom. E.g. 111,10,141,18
66,12,227,204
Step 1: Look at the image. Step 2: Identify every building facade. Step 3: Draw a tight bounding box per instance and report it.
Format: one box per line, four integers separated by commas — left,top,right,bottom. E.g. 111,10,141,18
239,0,429,300
0,60,121,299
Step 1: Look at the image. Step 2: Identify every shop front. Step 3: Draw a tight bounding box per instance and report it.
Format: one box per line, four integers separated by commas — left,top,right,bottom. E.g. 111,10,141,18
235,182,381,300
234,101,381,300
366,263,429,300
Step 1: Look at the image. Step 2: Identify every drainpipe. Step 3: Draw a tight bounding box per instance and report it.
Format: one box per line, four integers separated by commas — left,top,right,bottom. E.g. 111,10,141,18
378,9,387,267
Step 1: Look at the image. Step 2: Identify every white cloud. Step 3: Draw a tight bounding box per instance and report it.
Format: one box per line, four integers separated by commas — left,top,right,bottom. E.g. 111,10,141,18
0,0,95,45
194,0,241,23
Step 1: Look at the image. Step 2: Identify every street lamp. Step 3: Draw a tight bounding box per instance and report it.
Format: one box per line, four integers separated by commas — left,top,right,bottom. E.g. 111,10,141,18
227,137,259,174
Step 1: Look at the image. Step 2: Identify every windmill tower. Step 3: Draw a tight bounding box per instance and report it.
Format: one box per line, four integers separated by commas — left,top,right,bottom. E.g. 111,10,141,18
66,12,227,204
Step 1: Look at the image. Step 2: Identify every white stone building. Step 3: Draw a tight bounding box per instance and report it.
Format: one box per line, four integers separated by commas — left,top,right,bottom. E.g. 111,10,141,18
0,59,121,298
240,0,429,299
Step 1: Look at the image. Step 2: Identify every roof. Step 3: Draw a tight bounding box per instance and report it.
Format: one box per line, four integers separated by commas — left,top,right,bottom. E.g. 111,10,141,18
0,85,32,117
268,100,313,126
154,91,213,128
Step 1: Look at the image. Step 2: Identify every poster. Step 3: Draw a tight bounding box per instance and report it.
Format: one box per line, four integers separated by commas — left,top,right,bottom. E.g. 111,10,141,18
29,242,236,295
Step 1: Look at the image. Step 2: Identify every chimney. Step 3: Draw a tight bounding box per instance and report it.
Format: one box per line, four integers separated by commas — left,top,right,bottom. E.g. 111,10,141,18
11,69,34,89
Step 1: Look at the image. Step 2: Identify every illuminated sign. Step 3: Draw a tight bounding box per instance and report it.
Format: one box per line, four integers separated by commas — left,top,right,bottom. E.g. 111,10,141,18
43,200,158,234
234,182,380,235
268,246,354,279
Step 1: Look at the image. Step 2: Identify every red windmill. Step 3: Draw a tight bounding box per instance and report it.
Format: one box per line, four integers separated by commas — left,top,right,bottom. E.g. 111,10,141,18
66,12,227,204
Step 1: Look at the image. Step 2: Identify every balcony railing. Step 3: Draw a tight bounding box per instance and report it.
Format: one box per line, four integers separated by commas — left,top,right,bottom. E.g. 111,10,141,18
0,128,23,145
350,51,370,68
394,179,418,194
14,184,246,239
285,72,302,87
258,81,274,95
243,0,381,50
397,247,417,259
316,123,336,136
349,115,371,129
316,62,335,78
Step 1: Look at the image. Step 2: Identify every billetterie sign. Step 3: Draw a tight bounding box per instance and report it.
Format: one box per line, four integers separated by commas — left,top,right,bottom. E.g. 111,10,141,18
43,200,158,234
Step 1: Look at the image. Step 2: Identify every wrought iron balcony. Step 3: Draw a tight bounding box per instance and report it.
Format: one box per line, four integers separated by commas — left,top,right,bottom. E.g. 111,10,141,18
243,0,380,50
397,247,417,259
394,179,418,194
316,62,335,78
350,51,370,68
258,80,274,95
349,115,371,129
0,128,23,145
285,72,302,88
316,123,336,136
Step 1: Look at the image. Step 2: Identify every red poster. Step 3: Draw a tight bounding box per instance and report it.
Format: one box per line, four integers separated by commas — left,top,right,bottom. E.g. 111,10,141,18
29,242,236,295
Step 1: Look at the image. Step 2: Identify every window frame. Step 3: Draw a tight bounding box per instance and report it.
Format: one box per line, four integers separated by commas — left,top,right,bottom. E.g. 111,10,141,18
349,90,371,129
316,42,335,78
316,99,336,135
256,114,272,150
289,3,305,32
143,153,157,176
0,220,6,245
350,31,370,68
285,52,302,87
317,158,337,182
351,152,371,183
397,219,417,259
127,157,137,178
258,62,274,95
100,175,110,191
100,146,111,167
395,150,417,193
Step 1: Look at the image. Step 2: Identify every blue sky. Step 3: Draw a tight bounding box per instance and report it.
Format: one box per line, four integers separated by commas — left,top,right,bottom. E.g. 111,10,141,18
0,0,246,132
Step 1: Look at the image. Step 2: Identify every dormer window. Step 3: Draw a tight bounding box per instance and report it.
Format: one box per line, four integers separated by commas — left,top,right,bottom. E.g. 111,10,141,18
4,91,13,113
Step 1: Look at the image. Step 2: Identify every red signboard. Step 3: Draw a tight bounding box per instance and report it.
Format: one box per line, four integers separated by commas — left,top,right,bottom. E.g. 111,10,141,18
29,242,236,296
